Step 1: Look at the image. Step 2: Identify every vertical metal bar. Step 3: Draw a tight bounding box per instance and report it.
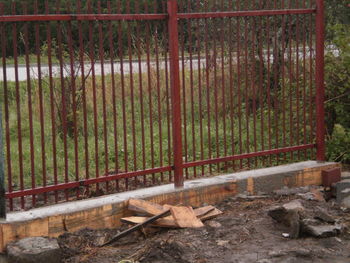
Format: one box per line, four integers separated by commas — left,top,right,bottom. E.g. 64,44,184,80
162,1,172,182
258,0,265,165
219,0,227,168
187,0,196,178
66,1,80,198
126,1,137,185
0,96,5,217
97,1,109,190
135,1,146,184
212,1,220,171
56,0,69,201
295,0,301,160
168,0,184,188
154,1,163,182
144,2,155,184
251,14,257,167
302,0,308,159
228,1,235,170
315,0,325,161
0,3,13,211
236,0,243,169
107,1,119,190
13,2,25,209
281,0,287,161
0,3,6,214
204,1,212,174
309,0,314,158
273,0,279,164
23,2,36,206
34,1,48,203
117,0,128,189
87,0,99,192
179,3,188,179
244,2,250,168
46,0,59,203
266,6,272,165
77,0,90,195
288,0,294,161
195,0,204,176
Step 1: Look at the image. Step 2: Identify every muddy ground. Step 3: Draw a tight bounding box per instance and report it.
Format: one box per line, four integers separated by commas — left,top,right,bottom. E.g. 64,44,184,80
59,193,350,263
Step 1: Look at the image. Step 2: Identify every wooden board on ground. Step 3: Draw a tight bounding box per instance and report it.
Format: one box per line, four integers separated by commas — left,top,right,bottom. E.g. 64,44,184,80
170,206,204,228
121,216,178,228
102,209,171,247
128,199,166,216
199,207,223,221
194,206,215,218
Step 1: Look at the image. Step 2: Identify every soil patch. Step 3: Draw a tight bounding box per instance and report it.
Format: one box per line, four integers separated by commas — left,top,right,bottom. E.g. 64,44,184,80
59,195,350,263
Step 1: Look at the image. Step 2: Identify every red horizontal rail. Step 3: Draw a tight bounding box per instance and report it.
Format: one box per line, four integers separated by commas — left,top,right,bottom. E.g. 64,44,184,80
0,13,167,22
0,9,316,23
178,9,316,19
5,166,172,199
183,144,316,169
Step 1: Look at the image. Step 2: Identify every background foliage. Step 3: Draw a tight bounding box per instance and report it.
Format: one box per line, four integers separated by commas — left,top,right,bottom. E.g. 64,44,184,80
324,0,350,164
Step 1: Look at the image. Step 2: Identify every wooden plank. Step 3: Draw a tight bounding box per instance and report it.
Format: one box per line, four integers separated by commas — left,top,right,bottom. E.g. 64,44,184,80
199,208,223,221
121,206,216,228
128,199,166,216
102,209,171,247
194,206,215,217
121,216,179,228
170,206,204,228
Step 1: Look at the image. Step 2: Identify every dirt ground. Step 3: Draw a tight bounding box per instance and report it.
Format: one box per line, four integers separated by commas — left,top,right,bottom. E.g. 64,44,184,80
59,193,350,263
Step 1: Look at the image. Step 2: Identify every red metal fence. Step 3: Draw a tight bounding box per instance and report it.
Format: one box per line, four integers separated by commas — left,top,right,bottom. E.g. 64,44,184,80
0,0,325,213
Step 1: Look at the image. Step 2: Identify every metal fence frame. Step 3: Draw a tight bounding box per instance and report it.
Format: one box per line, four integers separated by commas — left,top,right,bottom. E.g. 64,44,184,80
0,0,325,216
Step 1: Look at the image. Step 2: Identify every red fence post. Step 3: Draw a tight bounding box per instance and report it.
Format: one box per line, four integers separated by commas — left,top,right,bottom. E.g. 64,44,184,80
167,0,184,187
315,0,325,161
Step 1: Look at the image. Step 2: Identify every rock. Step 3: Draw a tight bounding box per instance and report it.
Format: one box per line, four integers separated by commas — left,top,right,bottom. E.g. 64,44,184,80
291,248,312,258
282,200,305,212
206,220,222,228
314,208,335,224
336,180,350,203
296,188,325,202
235,194,269,200
7,237,61,263
340,189,350,208
273,187,309,196
268,250,287,258
268,200,305,238
310,188,326,202
216,240,230,247
302,223,342,238
257,259,273,263
297,192,316,201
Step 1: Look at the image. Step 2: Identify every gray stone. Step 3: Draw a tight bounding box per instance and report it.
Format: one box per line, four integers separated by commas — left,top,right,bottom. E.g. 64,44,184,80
268,200,305,238
341,171,350,180
282,200,305,212
297,192,316,201
302,223,342,238
7,237,61,263
336,180,350,203
314,208,335,223
206,220,222,228
273,187,309,196
341,195,350,208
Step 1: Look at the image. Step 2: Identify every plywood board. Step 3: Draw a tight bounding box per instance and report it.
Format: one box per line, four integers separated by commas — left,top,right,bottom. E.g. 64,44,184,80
128,199,166,216
199,208,223,221
121,216,178,228
170,206,204,228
